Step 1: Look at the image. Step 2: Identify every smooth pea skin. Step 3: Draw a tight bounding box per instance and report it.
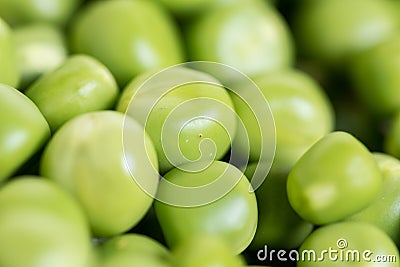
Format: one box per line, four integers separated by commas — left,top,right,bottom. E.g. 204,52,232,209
170,235,245,267
231,69,334,170
98,234,172,267
385,112,400,157
154,161,258,254
246,163,313,250
40,111,159,237
0,177,93,267
70,0,184,86
186,2,293,77
0,17,19,87
287,131,382,225
14,23,67,89
298,222,399,267
350,36,400,116
293,0,399,66
25,54,118,132
347,153,400,245
0,84,50,182
117,68,236,174
0,0,81,26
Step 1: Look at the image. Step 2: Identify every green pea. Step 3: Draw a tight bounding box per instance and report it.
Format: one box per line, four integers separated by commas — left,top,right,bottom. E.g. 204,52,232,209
231,69,334,171
0,84,50,182
69,0,184,86
298,222,399,267
154,161,257,254
0,177,93,267
287,131,382,225
25,54,118,132
185,2,294,77
98,234,171,267
0,0,82,26
350,36,400,116
117,67,236,174
14,23,67,89
293,0,399,66
347,153,400,245
40,111,159,237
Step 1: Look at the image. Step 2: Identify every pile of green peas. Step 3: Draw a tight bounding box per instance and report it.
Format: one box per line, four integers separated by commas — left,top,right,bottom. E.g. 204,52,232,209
1,0,400,266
